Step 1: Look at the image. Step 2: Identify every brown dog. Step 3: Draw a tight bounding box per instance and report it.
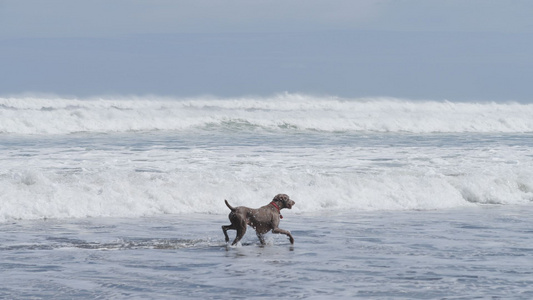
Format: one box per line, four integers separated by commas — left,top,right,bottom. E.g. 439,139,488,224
222,194,295,245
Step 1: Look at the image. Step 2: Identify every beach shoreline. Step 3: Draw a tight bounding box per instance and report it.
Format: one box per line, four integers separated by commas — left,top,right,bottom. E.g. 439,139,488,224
1,205,532,299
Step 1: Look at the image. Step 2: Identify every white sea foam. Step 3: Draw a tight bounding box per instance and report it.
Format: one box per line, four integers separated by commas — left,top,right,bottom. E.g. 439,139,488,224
2,94,533,134
2,94,533,221
1,134,532,222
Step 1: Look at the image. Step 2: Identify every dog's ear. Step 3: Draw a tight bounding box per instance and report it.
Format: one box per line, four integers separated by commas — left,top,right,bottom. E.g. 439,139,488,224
273,194,281,202
273,193,290,203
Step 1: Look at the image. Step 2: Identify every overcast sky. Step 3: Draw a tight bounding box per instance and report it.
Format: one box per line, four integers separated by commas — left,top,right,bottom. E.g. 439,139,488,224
1,0,533,101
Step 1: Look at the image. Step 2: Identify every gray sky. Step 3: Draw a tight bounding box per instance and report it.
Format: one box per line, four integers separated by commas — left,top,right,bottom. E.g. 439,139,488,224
1,0,533,101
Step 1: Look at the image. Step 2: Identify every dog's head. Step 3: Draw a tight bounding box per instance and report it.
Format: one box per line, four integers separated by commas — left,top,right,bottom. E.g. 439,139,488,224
273,194,295,209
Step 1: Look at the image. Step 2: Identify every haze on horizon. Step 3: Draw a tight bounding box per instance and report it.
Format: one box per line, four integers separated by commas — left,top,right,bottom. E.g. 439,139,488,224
1,0,533,102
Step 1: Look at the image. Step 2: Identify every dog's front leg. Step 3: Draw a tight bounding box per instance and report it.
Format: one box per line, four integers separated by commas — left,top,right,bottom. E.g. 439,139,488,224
256,232,266,245
272,228,294,244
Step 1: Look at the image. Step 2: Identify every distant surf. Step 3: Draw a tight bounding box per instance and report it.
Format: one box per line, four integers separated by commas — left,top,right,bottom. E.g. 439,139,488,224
2,94,533,135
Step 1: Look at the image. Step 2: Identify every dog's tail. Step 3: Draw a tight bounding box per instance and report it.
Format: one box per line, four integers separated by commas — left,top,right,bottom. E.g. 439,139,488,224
224,199,236,212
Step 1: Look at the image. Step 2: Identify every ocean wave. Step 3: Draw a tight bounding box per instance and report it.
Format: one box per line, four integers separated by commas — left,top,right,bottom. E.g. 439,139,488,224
2,94,533,134
1,164,532,222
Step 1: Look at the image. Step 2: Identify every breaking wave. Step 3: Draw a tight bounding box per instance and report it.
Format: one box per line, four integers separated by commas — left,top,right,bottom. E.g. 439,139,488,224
2,93,533,222
2,94,533,134
2,162,533,222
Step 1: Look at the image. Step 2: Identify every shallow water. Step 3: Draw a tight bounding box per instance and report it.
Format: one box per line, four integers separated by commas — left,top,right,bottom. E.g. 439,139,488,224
2,206,532,299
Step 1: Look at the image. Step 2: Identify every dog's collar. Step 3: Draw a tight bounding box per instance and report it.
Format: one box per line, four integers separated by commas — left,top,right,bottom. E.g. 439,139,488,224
270,202,283,219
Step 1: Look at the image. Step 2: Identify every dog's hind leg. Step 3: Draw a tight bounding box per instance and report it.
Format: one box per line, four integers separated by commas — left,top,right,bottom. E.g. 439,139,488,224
231,219,247,246
222,225,235,243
